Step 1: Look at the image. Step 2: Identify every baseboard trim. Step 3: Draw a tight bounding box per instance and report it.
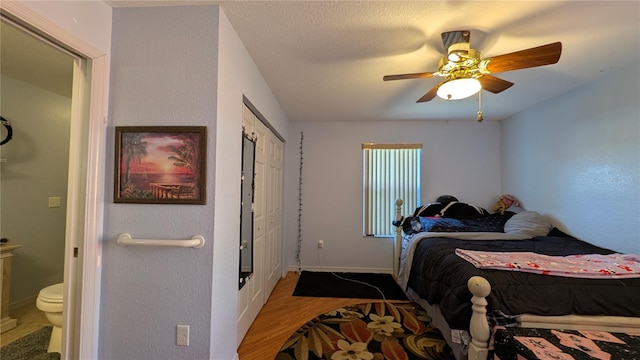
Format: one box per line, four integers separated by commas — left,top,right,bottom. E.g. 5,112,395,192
287,265,393,274
10,295,37,309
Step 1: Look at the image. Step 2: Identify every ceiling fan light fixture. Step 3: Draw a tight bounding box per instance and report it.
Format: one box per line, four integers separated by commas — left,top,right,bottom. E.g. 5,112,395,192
447,51,464,62
447,42,470,62
437,78,481,100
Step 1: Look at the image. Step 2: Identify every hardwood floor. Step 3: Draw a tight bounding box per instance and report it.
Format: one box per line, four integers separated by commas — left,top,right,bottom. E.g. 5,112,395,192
4,273,405,358
0,299,49,347
237,271,409,360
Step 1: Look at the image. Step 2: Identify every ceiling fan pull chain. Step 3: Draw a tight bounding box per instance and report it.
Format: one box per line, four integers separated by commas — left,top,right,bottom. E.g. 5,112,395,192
477,91,484,123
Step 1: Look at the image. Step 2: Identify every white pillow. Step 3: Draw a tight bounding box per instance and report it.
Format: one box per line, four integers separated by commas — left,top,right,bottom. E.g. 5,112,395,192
506,204,525,213
504,211,552,237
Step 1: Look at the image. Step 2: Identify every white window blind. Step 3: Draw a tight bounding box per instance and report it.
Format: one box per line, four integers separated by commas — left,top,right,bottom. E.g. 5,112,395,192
363,143,421,236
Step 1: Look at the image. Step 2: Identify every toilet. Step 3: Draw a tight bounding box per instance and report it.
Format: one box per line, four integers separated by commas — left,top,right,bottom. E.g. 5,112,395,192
36,282,63,353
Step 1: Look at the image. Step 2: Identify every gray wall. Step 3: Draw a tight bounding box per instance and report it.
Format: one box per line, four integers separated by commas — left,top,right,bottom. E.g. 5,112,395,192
1,74,70,302
284,120,502,272
101,6,218,359
501,60,640,253
101,5,290,359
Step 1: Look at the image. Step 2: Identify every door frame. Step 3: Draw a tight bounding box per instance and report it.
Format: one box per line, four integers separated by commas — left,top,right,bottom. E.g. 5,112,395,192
0,2,107,359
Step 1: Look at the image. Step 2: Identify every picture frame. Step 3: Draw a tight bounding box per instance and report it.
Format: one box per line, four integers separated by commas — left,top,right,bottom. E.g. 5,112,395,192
114,126,207,204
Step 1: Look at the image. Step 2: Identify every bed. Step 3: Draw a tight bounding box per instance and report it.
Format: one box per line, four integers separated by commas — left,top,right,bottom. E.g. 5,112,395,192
392,199,640,360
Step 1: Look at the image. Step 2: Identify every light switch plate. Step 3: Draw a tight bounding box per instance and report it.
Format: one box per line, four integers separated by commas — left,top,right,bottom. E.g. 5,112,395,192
48,197,61,208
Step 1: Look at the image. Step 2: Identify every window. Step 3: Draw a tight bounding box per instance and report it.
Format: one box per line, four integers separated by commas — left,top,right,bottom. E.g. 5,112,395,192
363,143,421,236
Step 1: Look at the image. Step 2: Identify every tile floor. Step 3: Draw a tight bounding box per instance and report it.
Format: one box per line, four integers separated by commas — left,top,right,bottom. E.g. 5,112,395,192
1,299,50,346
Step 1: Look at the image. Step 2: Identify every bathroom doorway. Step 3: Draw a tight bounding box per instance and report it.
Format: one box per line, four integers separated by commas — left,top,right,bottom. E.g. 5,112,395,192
0,13,74,317
0,15,76,357
0,3,107,358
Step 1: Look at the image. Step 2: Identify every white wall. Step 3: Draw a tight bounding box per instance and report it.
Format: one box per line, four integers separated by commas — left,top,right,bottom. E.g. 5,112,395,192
284,120,502,272
214,9,289,358
18,0,112,55
1,75,70,302
501,60,640,253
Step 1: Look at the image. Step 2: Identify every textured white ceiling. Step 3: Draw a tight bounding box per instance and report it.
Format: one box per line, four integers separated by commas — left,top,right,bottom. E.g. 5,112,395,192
103,1,640,122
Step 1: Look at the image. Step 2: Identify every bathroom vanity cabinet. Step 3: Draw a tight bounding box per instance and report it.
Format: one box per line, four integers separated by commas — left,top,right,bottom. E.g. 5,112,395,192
1,244,20,333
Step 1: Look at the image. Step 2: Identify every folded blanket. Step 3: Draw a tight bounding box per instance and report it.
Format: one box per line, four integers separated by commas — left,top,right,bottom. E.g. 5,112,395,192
455,249,640,279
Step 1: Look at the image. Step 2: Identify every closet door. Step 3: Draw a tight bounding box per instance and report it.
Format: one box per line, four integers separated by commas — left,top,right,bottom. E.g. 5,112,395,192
238,102,284,345
252,118,269,304
237,106,264,345
237,104,284,345
264,125,283,298
242,104,255,135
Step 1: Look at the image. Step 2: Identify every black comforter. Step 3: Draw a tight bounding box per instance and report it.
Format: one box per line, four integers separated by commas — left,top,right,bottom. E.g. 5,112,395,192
407,235,640,331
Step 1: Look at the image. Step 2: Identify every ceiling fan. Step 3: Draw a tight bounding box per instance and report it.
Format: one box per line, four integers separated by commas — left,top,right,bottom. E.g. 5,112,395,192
383,30,562,103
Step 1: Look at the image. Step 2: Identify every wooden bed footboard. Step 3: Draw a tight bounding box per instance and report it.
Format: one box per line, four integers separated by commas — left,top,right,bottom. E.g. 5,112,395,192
394,198,404,278
467,276,491,360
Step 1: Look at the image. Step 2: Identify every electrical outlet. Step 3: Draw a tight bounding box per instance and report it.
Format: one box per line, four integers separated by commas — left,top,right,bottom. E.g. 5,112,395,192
318,240,323,248
176,325,189,346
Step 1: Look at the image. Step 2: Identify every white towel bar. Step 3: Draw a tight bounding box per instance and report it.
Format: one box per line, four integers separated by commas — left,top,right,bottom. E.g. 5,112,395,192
117,233,205,248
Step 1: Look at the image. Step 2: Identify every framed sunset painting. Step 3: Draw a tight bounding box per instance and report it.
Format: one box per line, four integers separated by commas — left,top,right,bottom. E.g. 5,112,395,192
114,126,207,204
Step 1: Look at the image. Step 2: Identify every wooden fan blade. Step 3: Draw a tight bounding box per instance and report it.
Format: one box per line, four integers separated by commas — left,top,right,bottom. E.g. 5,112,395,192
383,72,434,81
485,42,562,73
478,75,514,94
416,84,440,103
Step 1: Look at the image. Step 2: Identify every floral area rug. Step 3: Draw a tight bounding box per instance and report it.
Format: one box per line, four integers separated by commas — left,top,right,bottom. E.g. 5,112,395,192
275,302,455,360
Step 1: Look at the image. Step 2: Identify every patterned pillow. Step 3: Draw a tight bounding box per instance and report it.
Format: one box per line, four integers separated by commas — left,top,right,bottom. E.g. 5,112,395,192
419,217,469,232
